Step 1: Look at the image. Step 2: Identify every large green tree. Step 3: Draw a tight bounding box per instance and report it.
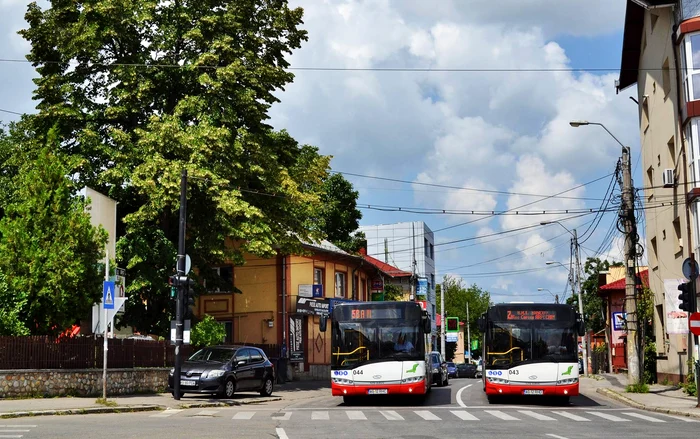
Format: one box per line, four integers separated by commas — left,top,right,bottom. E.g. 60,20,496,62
0,138,107,335
319,173,364,252
436,276,491,356
566,257,620,333
18,0,330,335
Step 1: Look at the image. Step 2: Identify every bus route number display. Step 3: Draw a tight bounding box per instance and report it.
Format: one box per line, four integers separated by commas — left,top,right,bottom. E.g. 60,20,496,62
506,310,556,320
350,309,400,320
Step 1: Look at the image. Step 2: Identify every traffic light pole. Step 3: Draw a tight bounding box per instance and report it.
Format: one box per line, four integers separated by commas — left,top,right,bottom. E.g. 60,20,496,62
173,169,187,400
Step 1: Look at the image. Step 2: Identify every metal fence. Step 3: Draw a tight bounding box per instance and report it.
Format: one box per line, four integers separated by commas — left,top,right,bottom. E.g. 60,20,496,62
0,336,281,370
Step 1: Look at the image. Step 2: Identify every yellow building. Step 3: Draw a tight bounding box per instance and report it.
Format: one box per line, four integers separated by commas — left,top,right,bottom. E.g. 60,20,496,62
195,240,408,379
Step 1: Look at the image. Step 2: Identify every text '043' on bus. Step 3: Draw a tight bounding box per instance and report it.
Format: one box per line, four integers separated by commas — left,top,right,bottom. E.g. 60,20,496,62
319,301,432,404
477,303,585,404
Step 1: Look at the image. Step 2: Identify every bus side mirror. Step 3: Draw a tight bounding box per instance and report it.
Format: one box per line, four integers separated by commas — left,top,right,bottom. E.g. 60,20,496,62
577,321,585,337
319,315,328,332
477,316,486,332
424,318,431,333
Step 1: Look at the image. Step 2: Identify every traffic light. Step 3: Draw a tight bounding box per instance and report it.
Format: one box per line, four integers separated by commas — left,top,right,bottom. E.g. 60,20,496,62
183,277,196,319
446,317,459,333
678,281,692,312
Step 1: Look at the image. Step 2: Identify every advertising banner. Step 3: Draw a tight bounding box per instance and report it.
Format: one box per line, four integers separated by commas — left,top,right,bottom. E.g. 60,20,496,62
417,278,428,297
295,297,330,316
664,279,689,334
289,316,304,362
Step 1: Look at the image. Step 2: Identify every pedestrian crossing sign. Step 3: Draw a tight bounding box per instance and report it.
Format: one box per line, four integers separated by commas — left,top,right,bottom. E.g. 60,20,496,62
103,281,115,310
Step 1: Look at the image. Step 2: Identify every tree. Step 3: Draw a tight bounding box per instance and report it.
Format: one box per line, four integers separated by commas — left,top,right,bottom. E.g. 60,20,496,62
0,136,107,335
436,276,491,355
18,0,329,335
319,174,364,252
565,257,619,333
190,314,226,347
382,284,405,301
0,272,29,336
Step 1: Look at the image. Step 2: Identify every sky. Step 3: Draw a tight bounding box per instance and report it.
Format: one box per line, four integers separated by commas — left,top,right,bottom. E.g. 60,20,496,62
0,0,644,305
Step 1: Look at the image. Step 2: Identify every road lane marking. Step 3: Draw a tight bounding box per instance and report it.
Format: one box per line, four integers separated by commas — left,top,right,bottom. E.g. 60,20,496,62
484,410,519,420
379,410,404,420
414,410,441,420
0,435,24,438
451,410,479,420
622,412,665,423
276,428,289,439
658,414,699,422
546,435,570,439
194,409,219,416
587,412,629,422
455,383,473,407
518,410,556,421
551,411,590,421
0,427,36,428
346,411,367,420
232,412,256,420
311,411,329,420
271,412,292,421
150,409,183,417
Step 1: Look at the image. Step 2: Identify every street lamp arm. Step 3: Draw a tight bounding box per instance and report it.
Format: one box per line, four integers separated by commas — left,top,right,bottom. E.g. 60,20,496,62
569,120,625,149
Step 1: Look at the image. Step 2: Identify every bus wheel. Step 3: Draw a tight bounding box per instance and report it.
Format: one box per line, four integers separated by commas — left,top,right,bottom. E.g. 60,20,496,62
343,396,359,405
557,396,570,406
487,395,500,404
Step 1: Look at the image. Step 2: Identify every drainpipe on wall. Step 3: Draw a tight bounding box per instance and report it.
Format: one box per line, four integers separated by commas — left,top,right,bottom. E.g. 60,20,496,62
282,256,287,359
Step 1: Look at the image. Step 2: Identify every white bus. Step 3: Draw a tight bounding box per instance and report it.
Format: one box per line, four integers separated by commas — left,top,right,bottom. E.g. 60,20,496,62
322,301,432,404
477,303,585,404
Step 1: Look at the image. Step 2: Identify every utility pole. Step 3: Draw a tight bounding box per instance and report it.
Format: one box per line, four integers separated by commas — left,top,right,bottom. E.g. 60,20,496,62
621,146,641,386
441,280,446,359
466,301,471,363
573,229,588,377
411,223,417,302
173,169,187,400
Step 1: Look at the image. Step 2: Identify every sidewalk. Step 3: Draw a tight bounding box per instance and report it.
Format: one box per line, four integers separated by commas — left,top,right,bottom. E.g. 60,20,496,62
0,380,330,419
580,373,700,419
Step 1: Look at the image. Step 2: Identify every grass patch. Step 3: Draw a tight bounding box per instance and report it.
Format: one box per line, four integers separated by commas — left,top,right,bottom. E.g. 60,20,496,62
625,383,649,393
94,398,117,407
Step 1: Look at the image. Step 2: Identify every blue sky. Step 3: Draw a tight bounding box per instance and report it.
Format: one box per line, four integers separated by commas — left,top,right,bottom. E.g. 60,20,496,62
0,0,641,304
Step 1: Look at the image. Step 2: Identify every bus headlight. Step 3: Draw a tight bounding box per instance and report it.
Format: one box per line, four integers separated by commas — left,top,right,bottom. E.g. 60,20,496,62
486,376,509,384
556,377,578,385
401,376,424,384
332,378,353,385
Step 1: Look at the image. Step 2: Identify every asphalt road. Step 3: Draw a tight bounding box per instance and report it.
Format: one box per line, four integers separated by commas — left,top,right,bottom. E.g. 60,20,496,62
4,378,699,439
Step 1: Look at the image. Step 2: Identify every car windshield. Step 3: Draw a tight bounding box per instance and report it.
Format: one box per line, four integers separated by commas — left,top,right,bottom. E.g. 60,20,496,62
447,362,455,367
188,347,235,363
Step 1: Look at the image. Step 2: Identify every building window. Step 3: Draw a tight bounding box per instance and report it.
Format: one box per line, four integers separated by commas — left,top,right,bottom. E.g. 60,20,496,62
429,243,434,260
650,236,658,268
335,272,346,298
424,238,429,257
208,266,233,293
681,33,700,102
662,58,671,97
668,137,675,168
673,217,682,254
314,268,324,285
431,274,435,290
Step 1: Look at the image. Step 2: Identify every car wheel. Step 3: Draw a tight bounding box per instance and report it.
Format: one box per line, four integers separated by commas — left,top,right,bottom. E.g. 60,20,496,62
220,378,235,399
260,376,274,397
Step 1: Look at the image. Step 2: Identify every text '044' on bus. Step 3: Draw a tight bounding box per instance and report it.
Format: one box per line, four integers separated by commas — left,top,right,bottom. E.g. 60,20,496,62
477,303,585,405
321,301,432,404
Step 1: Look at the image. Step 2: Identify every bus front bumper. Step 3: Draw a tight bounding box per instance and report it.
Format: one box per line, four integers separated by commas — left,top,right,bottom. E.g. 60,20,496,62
331,380,428,396
484,379,579,397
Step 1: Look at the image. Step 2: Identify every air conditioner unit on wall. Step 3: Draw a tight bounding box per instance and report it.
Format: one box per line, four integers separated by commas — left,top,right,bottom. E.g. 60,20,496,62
662,168,674,188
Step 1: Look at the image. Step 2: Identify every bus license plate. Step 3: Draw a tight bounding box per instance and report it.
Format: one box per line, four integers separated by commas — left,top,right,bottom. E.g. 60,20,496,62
367,389,388,395
523,389,543,395
180,380,196,386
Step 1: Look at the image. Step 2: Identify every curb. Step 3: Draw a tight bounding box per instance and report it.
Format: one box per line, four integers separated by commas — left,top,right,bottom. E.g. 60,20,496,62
596,388,700,420
0,396,282,419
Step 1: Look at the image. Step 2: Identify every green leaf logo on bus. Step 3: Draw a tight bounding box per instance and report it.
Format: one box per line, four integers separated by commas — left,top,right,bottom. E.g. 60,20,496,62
406,363,418,373
561,365,574,376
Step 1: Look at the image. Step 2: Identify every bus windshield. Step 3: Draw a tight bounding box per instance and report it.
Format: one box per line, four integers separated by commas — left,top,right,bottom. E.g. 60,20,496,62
486,321,577,368
332,320,425,368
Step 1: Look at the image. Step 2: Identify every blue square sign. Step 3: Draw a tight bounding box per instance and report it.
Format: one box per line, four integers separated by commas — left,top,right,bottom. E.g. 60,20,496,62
103,281,115,310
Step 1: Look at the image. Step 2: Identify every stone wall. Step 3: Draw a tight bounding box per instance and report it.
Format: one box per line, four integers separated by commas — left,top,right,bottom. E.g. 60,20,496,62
0,368,169,398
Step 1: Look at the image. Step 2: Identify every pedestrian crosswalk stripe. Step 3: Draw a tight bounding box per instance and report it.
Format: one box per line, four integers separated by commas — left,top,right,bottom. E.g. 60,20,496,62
661,414,699,423
379,410,404,421
551,411,590,421
622,412,665,423
271,412,292,421
194,410,219,416
484,410,519,421
346,411,367,420
519,410,556,421
233,412,256,420
311,411,329,420
414,410,441,421
587,412,629,422
451,410,479,421
150,409,183,417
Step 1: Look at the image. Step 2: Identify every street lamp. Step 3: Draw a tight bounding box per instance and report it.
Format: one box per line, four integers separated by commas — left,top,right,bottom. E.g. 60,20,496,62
537,288,559,304
569,120,626,150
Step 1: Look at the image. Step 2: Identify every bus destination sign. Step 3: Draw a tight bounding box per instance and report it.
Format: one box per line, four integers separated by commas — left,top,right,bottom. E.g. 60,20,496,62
350,308,401,320
506,310,556,321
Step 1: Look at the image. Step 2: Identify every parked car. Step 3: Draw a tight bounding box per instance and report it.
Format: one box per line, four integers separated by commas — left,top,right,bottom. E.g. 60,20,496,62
446,362,457,378
429,351,449,386
456,363,477,378
578,357,584,374
168,345,275,398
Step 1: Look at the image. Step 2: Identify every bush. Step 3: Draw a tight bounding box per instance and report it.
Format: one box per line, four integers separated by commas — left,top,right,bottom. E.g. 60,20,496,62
190,315,226,347
682,359,698,397
626,383,649,393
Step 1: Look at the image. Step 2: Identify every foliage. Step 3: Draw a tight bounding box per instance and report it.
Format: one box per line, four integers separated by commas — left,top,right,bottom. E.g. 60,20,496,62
626,383,649,393
637,287,657,384
190,314,226,347
383,284,405,302
0,134,107,335
682,358,697,397
319,174,363,252
0,272,29,336
566,257,616,333
18,0,329,336
436,276,491,347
